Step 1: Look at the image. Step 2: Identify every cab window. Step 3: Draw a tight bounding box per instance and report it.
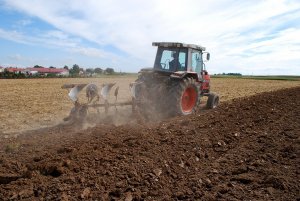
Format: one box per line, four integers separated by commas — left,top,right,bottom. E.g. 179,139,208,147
191,51,202,73
177,51,187,71
154,47,187,71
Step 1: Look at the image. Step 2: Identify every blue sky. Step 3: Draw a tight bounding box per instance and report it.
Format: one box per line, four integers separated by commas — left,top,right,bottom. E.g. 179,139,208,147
0,0,299,75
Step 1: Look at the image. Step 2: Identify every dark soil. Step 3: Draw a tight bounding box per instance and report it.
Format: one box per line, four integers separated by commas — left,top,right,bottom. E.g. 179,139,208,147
0,87,299,200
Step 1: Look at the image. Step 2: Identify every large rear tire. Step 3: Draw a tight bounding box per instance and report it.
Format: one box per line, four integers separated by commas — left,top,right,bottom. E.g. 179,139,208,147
132,77,164,121
169,77,201,116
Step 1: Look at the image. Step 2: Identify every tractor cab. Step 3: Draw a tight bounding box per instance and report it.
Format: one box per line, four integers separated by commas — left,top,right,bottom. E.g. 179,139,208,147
152,42,210,77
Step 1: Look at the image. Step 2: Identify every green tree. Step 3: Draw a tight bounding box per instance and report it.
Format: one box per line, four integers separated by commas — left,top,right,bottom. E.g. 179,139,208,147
34,65,43,68
70,64,80,75
105,67,115,74
63,65,69,70
86,68,94,74
46,73,56,77
94,67,103,74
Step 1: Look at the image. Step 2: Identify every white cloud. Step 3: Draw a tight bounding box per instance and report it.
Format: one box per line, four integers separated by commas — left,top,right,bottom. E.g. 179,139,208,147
71,47,106,58
2,0,300,74
0,28,31,45
0,28,121,59
17,19,32,26
8,54,22,61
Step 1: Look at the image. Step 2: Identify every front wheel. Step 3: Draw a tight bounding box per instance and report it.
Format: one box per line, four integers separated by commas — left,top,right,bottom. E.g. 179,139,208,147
206,92,219,109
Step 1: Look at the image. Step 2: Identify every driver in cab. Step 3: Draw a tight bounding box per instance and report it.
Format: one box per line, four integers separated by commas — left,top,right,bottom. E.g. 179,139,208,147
169,51,180,71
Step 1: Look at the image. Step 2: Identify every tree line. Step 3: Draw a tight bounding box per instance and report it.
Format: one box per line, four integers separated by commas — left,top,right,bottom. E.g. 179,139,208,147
0,69,26,79
65,64,115,76
213,73,243,76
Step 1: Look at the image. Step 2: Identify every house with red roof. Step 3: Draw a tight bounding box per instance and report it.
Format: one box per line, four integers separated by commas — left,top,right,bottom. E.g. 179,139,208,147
5,67,25,73
25,67,69,76
1,67,69,77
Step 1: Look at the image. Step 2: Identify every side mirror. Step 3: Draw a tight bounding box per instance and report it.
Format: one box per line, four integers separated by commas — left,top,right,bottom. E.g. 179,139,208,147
206,53,210,61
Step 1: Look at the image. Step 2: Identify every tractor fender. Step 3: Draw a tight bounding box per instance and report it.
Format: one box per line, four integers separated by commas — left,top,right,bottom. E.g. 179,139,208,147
170,71,199,81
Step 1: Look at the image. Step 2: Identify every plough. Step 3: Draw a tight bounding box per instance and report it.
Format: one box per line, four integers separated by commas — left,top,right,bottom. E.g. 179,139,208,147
61,83,138,122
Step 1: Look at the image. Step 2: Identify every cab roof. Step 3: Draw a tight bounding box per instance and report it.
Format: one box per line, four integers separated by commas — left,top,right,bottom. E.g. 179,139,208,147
152,42,206,51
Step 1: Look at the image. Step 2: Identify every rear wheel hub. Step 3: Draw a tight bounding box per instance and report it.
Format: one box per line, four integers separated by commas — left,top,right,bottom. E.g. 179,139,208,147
181,87,197,113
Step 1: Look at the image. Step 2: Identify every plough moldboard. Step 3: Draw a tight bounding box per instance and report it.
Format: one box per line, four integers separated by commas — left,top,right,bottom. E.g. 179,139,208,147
61,83,138,122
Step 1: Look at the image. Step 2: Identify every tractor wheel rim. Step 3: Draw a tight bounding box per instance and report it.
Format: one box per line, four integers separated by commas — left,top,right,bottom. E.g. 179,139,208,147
181,87,197,113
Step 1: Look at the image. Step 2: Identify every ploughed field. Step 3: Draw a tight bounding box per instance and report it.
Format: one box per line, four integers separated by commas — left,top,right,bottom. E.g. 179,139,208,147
0,77,299,134
0,85,299,200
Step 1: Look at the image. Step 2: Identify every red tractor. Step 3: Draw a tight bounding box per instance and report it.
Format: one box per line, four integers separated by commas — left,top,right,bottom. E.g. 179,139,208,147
131,42,219,119
62,42,219,122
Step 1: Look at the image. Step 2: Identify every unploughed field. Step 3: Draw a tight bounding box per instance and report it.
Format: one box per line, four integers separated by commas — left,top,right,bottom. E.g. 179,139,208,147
0,82,299,200
0,77,299,134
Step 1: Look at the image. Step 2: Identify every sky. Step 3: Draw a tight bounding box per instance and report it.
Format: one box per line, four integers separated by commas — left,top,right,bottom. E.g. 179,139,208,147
0,0,299,75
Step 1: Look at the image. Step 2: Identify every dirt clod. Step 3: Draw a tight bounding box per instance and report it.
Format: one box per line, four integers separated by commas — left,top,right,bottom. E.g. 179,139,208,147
80,187,91,199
